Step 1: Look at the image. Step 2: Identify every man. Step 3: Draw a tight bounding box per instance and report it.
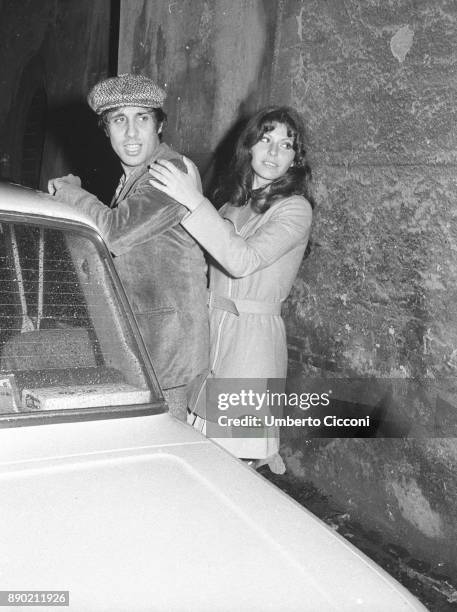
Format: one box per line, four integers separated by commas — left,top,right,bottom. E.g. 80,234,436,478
48,73,209,420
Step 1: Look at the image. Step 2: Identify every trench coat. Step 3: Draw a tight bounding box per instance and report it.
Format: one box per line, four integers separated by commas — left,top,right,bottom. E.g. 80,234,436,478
53,143,209,392
181,193,312,458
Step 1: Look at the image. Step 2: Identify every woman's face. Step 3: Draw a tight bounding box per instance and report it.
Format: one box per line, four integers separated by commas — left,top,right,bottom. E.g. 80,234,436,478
250,122,295,189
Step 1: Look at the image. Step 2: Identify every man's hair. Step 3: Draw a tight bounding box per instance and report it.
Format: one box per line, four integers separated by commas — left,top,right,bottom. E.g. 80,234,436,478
98,107,168,133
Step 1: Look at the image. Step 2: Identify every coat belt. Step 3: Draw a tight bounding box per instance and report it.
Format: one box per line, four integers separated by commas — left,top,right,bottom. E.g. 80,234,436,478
208,291,282,316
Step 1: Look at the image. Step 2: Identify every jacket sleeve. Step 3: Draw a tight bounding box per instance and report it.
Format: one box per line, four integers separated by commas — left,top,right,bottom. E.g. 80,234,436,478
181,195,312,278
53,171,190,256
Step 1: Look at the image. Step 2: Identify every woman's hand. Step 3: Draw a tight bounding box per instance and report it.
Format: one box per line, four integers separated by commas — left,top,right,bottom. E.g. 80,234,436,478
148,156,203,211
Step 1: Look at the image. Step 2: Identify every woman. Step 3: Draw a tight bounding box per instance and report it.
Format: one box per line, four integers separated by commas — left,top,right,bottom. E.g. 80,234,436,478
149,106,313,473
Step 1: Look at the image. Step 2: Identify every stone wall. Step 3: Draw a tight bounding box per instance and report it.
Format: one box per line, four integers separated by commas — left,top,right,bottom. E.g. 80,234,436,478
119,0,457,570
274,0,457,572
118,0,280,183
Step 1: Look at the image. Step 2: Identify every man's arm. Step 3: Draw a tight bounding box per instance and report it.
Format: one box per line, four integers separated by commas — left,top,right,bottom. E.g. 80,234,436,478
48,172,188,256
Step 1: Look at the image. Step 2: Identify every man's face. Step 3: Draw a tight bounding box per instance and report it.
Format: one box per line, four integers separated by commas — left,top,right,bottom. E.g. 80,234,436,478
106,106,162,175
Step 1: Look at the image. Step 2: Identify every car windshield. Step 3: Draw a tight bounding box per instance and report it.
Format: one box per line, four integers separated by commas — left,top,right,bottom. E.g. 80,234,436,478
0,219,159,422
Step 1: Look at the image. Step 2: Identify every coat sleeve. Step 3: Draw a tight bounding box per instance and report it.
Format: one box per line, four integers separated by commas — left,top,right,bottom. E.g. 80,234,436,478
181,195,312,278
53,167,192,256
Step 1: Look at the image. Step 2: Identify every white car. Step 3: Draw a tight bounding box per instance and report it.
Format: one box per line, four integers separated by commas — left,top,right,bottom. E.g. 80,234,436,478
0,182,426,611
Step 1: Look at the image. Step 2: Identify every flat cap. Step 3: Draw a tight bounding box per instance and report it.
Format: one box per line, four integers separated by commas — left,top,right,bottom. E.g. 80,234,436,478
87,73,167,114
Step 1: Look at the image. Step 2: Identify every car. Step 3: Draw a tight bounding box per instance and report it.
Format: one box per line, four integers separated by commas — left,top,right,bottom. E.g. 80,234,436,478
0,182,426,611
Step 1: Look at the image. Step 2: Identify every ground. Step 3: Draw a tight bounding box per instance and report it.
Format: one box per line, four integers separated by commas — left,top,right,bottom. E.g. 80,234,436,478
261,469,457,611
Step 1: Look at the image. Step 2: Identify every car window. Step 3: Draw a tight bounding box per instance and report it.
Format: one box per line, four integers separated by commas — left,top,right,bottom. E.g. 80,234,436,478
0,220,158,419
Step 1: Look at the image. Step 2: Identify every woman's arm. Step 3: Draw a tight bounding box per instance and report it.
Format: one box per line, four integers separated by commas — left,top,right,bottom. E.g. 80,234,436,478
149,157,312,278
182,195,312,278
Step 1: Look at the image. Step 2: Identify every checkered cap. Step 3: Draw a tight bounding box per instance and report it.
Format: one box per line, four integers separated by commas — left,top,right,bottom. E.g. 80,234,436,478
87,73,167,114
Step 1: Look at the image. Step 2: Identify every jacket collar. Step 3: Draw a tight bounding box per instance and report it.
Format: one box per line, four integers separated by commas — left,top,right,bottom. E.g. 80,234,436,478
112,142,174,205
221,203,259,233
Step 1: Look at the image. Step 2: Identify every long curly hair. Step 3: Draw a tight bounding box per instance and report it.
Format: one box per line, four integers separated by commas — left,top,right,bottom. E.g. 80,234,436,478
215,106,313,213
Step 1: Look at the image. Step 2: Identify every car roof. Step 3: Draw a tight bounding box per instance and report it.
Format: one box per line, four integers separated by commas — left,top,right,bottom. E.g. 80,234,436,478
0,181,101,234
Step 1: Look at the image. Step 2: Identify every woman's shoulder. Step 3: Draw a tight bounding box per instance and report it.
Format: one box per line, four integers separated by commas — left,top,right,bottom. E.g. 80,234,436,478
219,201,235,217
268,194,313,218
220,195,312,225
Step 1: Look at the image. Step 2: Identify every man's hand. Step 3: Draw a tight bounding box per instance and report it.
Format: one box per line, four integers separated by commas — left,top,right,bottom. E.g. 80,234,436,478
48,174,82,195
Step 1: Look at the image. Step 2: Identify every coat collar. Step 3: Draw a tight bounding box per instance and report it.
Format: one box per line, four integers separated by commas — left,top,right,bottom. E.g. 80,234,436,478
111,142,175,206
220,203,260,234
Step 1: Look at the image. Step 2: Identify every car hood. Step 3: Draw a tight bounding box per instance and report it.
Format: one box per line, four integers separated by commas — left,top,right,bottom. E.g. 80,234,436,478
0,414,426,612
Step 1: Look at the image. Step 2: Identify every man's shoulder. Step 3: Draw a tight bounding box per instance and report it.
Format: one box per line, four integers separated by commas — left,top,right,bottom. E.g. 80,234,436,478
152,142,186,169
134,143,186,188
117,143,200,203
152,144,202,190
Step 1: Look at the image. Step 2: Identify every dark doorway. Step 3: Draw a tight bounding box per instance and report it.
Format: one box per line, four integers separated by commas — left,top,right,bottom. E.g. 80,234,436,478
20,86,47,188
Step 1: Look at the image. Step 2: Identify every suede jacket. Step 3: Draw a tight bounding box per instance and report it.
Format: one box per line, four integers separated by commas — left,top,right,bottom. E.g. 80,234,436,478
53,143,209,390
